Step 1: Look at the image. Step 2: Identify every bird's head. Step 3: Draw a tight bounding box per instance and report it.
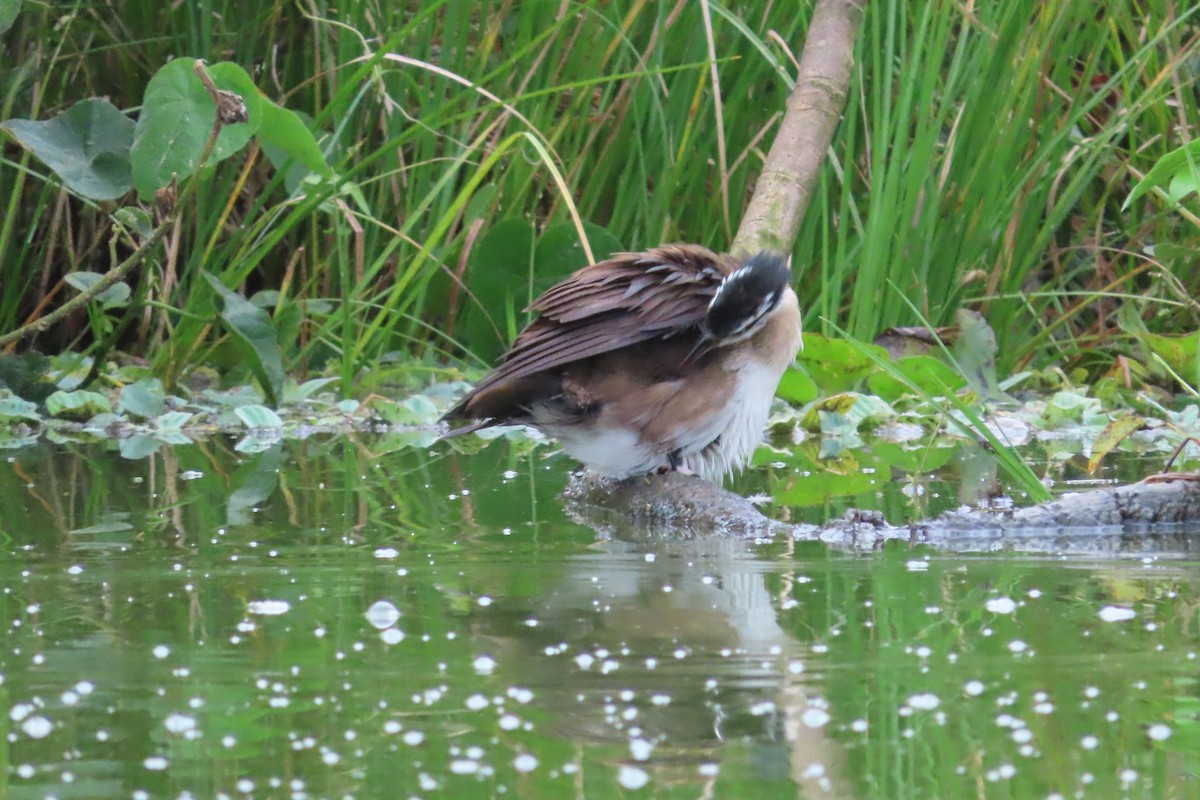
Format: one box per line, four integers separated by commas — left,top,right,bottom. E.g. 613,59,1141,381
703,251,793,344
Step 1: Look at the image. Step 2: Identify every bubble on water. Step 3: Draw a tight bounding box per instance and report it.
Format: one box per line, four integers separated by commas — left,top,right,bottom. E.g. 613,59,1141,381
907,693,939,710
575,653,595,670
365,600,400,629
1120,769,1138,784
466,694,489,711
419,773,438,791
964,680,985,696
22,716,52,738
618,765,649,789
1007,640,1027,653
787,660,804,674
1147,724,1172,741
801,707,830,728
247,599,290,616
630,738,653,761
450,760,479,775
750,701,776,716
143,756,168,771
473,655,497,674
152,645,170,659
905,560,929,571
373,548,399,559
514,754,538,773
10,702,33,722
1098,606,1136,623
986,597,1017,614
380,628,405,645
1081,735,1099,749
403,730,424,746
850,719,868,733
237,778,254,793
164,713,196,734
698,763,720,777
499,713,520,730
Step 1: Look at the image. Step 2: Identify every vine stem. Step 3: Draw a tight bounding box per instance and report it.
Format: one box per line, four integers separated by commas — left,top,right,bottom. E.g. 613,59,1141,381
1,60,243,353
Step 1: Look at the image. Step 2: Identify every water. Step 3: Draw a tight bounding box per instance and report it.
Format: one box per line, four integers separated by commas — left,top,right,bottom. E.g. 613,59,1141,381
2,437,1199,799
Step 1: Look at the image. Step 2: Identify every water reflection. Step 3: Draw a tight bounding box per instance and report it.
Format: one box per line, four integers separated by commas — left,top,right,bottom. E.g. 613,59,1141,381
0,439,1198,798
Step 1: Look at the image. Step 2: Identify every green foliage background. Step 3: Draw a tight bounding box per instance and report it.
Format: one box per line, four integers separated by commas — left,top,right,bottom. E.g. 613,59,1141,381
1,0,1198,391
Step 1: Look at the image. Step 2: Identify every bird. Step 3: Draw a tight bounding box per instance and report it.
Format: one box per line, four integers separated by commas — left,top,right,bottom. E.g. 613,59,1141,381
440,244,803,483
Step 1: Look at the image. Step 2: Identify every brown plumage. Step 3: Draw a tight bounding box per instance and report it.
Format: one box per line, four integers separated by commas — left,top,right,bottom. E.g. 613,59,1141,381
442,244,803,482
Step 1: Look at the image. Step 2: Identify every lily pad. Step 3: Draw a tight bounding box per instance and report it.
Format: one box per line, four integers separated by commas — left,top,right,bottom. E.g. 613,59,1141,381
796,334,888,393
45,390,112,420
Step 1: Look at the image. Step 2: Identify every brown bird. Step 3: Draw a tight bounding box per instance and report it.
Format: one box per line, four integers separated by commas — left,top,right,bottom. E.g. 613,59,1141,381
441,244,803,482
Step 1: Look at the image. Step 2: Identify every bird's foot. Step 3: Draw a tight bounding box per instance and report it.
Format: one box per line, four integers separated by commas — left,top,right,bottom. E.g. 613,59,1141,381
666,449,694,476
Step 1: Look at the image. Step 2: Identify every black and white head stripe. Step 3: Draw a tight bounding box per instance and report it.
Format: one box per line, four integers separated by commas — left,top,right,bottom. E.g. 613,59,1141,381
704,252,792,342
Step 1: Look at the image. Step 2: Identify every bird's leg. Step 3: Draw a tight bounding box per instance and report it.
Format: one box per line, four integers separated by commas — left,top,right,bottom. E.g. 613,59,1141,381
667,448,694,476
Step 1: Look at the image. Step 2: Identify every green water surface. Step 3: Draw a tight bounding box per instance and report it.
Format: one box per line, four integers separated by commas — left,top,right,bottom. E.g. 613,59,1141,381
1,437,1198,799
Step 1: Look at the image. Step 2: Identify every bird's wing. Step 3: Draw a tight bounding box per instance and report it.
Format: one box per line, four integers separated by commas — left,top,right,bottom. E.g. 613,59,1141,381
445,245,731,421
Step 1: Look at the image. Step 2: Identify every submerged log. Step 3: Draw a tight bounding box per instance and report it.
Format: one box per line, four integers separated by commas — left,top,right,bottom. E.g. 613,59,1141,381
563,471,1200,553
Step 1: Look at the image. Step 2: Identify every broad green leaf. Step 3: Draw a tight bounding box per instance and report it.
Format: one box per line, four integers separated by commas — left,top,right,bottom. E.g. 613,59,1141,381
117,378,165,418
462,218,537,361
776,366,818,404
130,59,262,198
799,392,894,434
64,271,131,309
1088,414,1144,474
202,271,285,405
258,101,329,178
533,222,622,295
867,355,966,402
45,389,111,419
155,411,194,430
0,390,40,422
1,98,134,200
1126,138,1200,208
795,334,887,393
376,394,440,426
234,404,284,429
0,0,19,35
119,435,161,460
1140,330,1200,388
112,206,154,239
0,352,53,401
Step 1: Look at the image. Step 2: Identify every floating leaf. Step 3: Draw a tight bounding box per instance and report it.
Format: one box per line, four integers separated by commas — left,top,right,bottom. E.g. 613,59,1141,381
795,334,887,393
117,378,165,418
1088,414,1145,474
119,435,161,460
234,404,284,429
867,355,966,402
130,59,262,198
1,98,135,200
0,390,40,422
45,389,112,420
776,367,818,404
202,271,284,405
64,271,131,309
799,392,894,434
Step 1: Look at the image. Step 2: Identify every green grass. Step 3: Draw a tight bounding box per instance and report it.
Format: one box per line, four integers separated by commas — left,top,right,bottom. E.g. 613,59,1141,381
1,0,1198,391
